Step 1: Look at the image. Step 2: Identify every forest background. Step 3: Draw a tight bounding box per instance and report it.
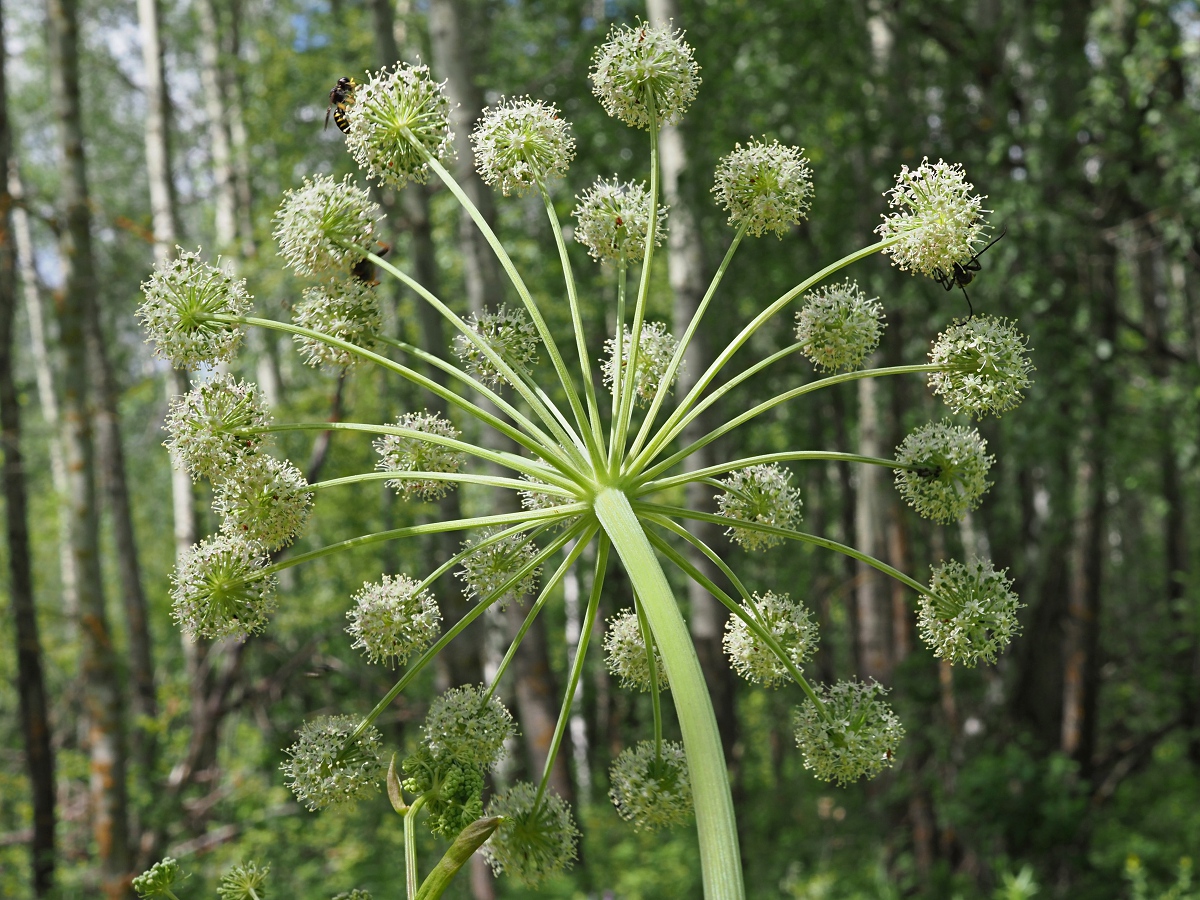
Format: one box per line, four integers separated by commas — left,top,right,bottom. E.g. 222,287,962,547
2,0,1199,898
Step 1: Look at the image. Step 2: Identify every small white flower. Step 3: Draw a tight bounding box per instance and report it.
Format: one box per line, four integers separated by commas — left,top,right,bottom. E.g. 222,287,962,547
590,21,701,129
919,558,1022,666
876,158,989,278
471,97,575,195
273,174,384,277
170,533,278,641
793,680,904,785
344,62,455,188
452,305,539,387
422,684,516,770
928,315,1034,418
163,374,270,484
723,591,818,688
281,714,385,811
137,248,252,367
894,421,994,523
457,527,542,609
794,280,886,373
608,741,692,831
213,454,312,551
603,609,667,693
346,574,441,668
602,321,682,407
374,411,466,501
715,464,803,551
484,782,579,885
713,139,813,238
573,176,667,263
518,475,575,512
292,278,383,369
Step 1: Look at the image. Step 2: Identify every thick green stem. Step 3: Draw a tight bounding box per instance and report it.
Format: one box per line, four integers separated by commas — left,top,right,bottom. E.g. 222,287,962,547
405,794,428,899
593,489,743,900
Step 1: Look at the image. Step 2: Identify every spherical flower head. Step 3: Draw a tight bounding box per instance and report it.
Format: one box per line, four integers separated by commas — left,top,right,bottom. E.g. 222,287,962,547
293,278,383,368
374,411,466,501
794,280,886,373
452,305,540,387
894,421,994,523
421,684,516,771
876,158,989,277
273,174,384,277
919,558,1022,666
928,315,1034,418
713,139,813,238
216,861,269,900
214,454,312,551
345,62,454,189
572,176,667,263
793,680,904,785
133,858,184,899
138,248,252,367
603,609,667,693
171,533,278,641
723,591,818,688
471,97,575,195
715,464,803,551
602,321,682,407
590,21,700,129
281,714,385,811
483,781,579,885
401,745,485,837
608,740,693,831
346,574,441,668
457,527,542,609
164,374,270,484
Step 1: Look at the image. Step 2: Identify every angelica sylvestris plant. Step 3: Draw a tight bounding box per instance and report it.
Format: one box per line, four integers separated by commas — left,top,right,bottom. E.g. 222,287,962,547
140,18,1034,900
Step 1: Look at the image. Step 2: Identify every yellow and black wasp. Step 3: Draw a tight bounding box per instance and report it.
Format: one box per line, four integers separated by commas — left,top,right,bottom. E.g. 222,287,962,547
325,76,357,134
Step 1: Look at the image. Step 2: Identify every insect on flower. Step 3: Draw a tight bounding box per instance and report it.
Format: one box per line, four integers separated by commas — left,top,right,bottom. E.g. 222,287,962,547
325,76,357,133
932,226,1007,317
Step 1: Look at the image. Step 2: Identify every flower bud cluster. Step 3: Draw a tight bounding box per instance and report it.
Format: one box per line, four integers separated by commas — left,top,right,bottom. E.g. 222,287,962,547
138,248,252,367
608,740,693,831
713,139,813,238
346,574,441,668
170,533,278,641
273,175,383,277
573,176,667,263
164,374,269,484
457,527,542,609
876,158,988,278
292,278,383,369
345,63,455,188
333,892,372,900
472,97,575,195
216,862,269,900
894,421,994,523
213,454,312,551
715,464,803,551
483,781,579,885
793,680,904,785
453,305,540,387
374,411,466,501
421,684,516,771
602,321,682,407
928,316,1034,418
281,714,385,811
604,609,667,692
132,858,183,899
401,745,485,837
919,558,1022,666
794,280,885,373
590,22,700,129
724,591,818,688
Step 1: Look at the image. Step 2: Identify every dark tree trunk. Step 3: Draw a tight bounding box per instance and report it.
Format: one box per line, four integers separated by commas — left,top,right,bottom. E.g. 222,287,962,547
0,5,57,887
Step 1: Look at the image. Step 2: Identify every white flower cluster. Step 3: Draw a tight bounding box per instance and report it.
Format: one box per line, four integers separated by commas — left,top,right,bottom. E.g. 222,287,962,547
590,21,700,129
894,421,994,523
715,464,803,551
345,62,455,188
928,315,1034,418
472,97,575,195
163,374,269,484
604,609,667,693
457,527,542,609
170,533,278,640
213,454,312,551
374,411,466,501
602,321,682,407
345,574,441,668
421,684,516,771
608,740,693,831
724,591,818,688
919,558,1022,666
793,680,904,785
713,139,813,238
794,280,885,373
452,305,540,387
484,781,579,885
281,715,385,811
518,475,575,512
273,174,383,277
292,278,383,369
573,176,667,263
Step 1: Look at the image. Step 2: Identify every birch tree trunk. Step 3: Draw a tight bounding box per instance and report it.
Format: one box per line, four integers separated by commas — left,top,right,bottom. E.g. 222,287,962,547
197,0,237,254
45,0,132,894
854,369,892,683
1,10,57,889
